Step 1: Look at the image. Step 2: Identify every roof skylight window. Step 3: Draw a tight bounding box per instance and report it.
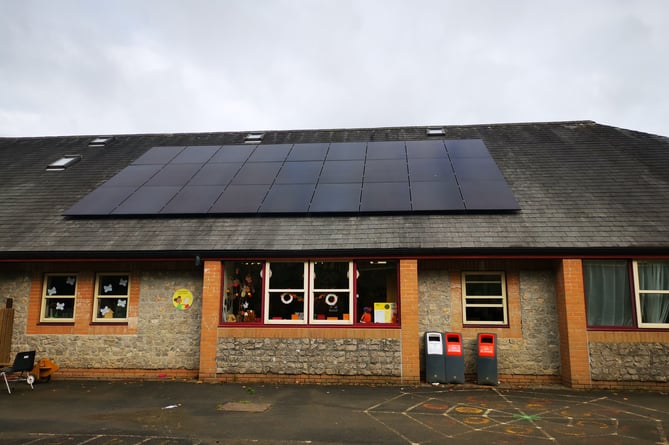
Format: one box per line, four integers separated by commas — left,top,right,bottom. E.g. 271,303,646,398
88,137,114,147
426,127,445,136
46,155,82,171
244,132,264,144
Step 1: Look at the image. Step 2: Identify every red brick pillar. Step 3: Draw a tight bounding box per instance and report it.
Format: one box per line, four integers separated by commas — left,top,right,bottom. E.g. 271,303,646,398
555,259,591,388
199,260,221,381
400,259,420,384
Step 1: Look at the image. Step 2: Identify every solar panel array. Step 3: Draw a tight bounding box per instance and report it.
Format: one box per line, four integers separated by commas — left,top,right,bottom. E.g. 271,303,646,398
64,139,520,216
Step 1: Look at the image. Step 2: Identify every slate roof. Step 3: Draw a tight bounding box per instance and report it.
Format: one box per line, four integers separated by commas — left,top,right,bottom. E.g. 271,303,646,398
1,121,668,260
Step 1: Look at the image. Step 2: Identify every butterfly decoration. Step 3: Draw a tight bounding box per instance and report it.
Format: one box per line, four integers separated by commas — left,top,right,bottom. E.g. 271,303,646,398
55,302,65,311
66,276,76,286
100,306,111,316
47,287,57,296
119,278,128,287
117,299,127,308
103,284,113,293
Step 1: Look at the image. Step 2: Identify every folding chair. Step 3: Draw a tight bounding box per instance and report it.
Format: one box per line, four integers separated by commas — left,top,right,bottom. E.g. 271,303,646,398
1,351,36,394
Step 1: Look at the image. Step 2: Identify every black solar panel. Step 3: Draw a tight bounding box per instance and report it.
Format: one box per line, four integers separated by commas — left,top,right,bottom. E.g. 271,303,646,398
64,139,519,216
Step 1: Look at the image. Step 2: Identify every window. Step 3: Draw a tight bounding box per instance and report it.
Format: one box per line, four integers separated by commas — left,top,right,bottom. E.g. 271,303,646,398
584,260,669,329
46,154,82,171
222,261,264,323
583,260,634,327
462,272,508,325
41,274,77,322
221,259,399,325
634,261,669,328
93,274,130,322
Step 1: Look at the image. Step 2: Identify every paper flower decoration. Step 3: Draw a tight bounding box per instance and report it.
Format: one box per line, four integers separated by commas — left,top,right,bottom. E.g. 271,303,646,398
117,299,127,308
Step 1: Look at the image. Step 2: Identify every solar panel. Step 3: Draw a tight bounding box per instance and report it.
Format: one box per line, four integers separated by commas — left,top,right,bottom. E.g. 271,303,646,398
275,161,323,184
210,145,255,163
230,162,282,185
132,146,185,164
363,159,408,183
103,164,163,187
459,179,520,210
366,141,406,160
360,182,411,212
188,163,242,186
112,186,181,215
407,158,455,182
260,184,314,213
288,143,329,161
319,160,365,183
171,145,220,164
406,140,448,159
445,139,491,158
145,163,203,186
410,181,464,211
209,185,267,213
309,183,361,212
247,144,292,162
326,142,366,160
64,186,137,215
160,186,225,214
65,139,519,216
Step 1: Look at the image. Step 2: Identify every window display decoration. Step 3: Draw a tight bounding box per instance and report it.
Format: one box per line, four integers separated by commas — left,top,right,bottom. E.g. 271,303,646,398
325,294,338,306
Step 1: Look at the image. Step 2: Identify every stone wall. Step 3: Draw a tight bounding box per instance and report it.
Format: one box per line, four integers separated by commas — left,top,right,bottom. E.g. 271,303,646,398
590,342,669,382
3,264,202,370
417,265,561,377
217,337,401,376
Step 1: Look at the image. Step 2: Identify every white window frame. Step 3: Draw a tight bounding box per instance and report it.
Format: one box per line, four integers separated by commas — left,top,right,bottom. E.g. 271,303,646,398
40,273,78,322
93,273,130,322
633,260,669,328
462,271,508,325
309,261,354,325
264,261,309,325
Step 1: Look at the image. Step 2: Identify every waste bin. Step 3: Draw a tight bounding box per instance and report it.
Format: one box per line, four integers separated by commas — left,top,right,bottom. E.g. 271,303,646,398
424,332,446,384
476,333,498,385
444,332,465,384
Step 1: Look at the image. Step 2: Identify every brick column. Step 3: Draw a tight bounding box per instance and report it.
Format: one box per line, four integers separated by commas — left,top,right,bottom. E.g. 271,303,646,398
555,259,591,388
400,259,420,384
198,260,222,381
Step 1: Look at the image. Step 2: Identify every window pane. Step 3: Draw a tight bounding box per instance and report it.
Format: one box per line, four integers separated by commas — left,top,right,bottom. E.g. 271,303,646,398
313,262,349,289
583,260,633,327
269,262,305,289
223,261,263,323
355,261,398,323
45,275,77,296
313,291,350,321
96,297,128,319
43,297,75,319
637,261,669,291
465,275,502,296
640,293,669,324
466,306,504,323
463,272,507,324
97,275,129,296
94,274,130,321
268,291,304,320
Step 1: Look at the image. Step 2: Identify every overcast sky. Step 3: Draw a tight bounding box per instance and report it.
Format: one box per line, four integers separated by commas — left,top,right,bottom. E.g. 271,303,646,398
1,0,668,137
